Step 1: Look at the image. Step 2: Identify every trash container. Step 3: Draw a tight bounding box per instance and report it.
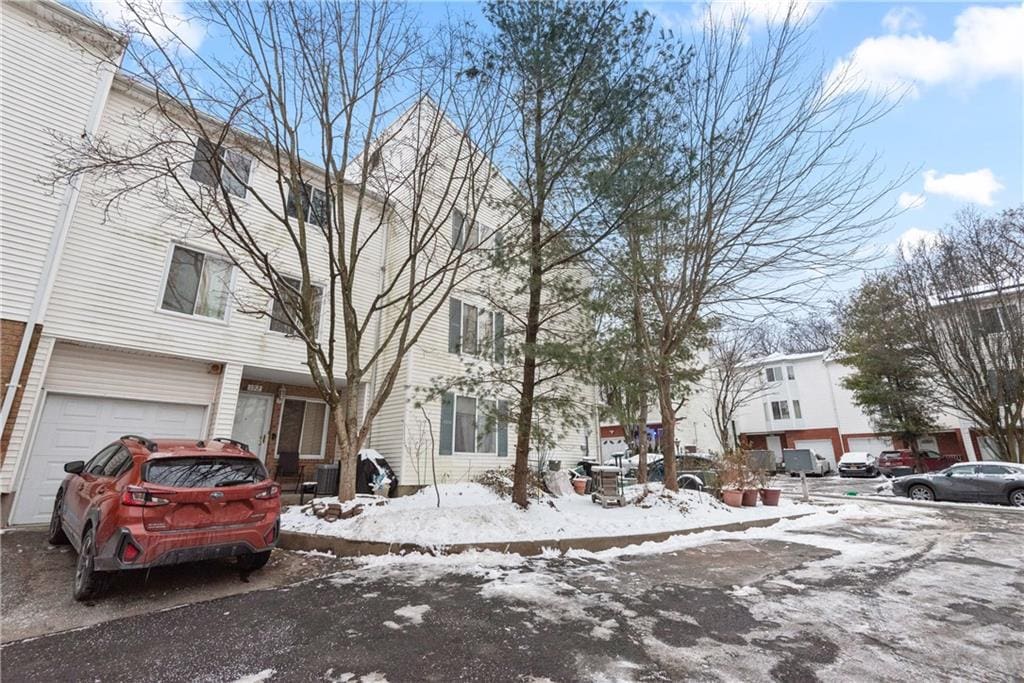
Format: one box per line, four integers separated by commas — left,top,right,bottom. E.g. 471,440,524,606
315,463,340,496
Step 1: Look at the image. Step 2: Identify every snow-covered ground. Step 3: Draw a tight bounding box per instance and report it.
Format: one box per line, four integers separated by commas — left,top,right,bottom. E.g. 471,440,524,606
280,482,812,547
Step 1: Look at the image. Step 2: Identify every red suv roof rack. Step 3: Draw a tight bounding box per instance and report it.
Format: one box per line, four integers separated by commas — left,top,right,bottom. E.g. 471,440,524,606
212,437,250,451
121,435,158,452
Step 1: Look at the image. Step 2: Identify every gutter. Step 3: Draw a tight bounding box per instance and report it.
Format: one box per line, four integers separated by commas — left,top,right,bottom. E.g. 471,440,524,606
0,57,121,433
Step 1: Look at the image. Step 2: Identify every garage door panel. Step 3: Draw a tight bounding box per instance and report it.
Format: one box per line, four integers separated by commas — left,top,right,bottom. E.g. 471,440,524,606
60,397,103,419
847,436,892,456
11,395,207,525
794,438,836,464
53,426,100,450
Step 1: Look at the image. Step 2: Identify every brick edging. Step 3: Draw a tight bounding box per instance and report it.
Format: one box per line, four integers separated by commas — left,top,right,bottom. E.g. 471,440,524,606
277,510,815,557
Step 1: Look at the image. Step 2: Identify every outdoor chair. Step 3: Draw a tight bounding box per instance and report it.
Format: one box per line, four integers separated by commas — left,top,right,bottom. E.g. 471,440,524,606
273,451,311,495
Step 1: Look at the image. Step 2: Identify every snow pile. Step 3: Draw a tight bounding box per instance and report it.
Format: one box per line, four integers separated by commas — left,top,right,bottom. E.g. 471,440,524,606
280,481,809,547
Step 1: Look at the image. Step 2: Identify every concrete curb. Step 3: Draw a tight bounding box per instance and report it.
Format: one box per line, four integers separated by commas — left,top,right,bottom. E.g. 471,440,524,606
795,492,1024,514
278,511,816,558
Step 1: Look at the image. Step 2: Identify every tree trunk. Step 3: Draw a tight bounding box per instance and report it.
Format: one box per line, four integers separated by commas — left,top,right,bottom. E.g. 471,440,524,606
636,399,649,484
332,405,358,501
658,368,678,492
512,214,544,508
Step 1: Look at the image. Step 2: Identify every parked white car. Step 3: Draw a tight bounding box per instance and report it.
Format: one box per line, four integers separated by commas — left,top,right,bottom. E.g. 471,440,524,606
838,451,880,478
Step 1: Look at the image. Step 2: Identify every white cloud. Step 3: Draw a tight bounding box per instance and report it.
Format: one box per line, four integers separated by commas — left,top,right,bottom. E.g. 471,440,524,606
897,192,926,210
827,5,1023,99
88,0,206,51
922,168,1003,206
896,227,941,258
650,1,828,35
882,7,924,34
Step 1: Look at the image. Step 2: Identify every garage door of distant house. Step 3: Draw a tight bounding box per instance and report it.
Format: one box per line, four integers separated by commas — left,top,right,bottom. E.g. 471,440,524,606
793,438,837,466
847,436,892,457
10,395,207,525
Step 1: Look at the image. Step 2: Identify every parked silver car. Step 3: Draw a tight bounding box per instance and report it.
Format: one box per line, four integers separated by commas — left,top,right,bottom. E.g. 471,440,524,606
892,462,1024,506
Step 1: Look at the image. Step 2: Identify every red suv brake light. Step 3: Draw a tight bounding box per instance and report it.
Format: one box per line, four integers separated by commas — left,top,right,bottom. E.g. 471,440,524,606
255,484,280,500
121,486,169,507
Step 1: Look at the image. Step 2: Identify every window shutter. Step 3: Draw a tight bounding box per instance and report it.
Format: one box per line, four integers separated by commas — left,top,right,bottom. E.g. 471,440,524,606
439,393,454,455
448,298,462,353
494,313,505,364
497,399,509,457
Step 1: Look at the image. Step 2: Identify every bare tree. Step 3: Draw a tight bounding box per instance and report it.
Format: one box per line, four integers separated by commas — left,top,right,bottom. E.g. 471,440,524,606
624,5,902,490
55,1,510,500
901,207,1024,463
703,331,767,454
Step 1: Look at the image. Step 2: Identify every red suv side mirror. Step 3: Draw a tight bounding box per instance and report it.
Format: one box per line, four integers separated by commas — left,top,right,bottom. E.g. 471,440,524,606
64,460,85,474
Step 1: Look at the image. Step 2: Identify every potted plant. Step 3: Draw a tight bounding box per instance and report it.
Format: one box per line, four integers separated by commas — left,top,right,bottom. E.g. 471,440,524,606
716,450,749,507
758,469,782,506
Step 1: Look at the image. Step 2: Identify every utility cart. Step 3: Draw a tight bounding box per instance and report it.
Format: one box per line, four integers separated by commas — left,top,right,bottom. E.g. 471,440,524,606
590,465,626,508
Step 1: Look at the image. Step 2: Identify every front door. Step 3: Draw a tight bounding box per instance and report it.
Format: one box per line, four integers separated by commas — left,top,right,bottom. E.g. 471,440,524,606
231,393,274,461
766,435,783,467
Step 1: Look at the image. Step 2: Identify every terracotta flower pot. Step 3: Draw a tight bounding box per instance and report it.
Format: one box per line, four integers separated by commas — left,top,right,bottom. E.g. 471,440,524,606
572,477,589,495
722,489,744,507
741,489,759,507
760,488,782,506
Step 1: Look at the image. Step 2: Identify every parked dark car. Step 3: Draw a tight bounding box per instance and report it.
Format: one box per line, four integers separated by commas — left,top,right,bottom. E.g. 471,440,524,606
891,462,1024,506
49,435,280,601
646,455,717,491
878,449,963,476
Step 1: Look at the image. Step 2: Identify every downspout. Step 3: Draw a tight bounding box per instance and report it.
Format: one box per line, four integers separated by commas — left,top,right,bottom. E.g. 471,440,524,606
365,204,394,448
821,356,844,451
0,58,120,433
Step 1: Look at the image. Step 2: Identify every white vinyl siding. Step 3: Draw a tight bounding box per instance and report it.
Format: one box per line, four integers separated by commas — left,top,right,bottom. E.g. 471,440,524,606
42,342,220,406
0,2,117,322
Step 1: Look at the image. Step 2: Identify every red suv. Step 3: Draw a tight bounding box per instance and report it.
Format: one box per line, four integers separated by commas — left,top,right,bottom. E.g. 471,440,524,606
47,435,280,600
878,448,964,476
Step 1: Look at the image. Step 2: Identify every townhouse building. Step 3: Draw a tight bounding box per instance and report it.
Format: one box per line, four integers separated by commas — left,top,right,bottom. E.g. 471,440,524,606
733,350,992,466
0,1,599,525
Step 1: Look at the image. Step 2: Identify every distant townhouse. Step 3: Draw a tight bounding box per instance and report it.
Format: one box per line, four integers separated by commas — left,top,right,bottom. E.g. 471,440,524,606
0,1,598,525
732,351,993,466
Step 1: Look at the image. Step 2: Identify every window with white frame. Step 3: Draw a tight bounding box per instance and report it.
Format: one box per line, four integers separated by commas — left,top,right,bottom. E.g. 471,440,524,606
973,305,1009,336
190,138,251,198
770,400,791,420
786,365,795,380
449,297,504,362
160,245,232,320
765,366,784,382
451,208,479,251
439,392,508,456
277,398,328,458
269,275,323,336
286,182,329,226
792,400,802,419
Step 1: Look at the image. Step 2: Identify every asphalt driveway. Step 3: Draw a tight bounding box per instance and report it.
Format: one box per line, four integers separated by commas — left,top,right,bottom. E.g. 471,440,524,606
0,528,338,643
2,502,1022,682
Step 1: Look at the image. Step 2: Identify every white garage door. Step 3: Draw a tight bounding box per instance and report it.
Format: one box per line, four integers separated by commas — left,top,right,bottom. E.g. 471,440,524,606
10,394,206,525
793,438,837,465
847,436,892,457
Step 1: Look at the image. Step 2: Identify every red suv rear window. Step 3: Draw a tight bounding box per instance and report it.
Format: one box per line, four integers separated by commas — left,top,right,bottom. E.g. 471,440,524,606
144,457,267,489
